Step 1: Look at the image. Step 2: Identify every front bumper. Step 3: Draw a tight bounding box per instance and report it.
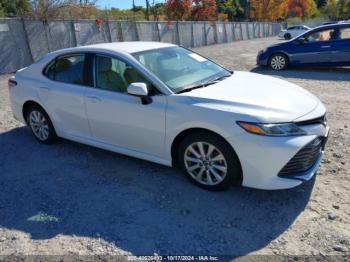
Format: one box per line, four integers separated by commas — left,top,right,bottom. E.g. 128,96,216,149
226,124,329,190
257,51,269,66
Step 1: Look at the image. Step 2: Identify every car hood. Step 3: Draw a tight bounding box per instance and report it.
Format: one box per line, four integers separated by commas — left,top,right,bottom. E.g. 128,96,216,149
182,71,320,123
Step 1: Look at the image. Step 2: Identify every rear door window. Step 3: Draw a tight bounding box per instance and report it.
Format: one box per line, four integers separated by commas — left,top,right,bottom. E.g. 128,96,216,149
44,54,86,85
340,27,350,40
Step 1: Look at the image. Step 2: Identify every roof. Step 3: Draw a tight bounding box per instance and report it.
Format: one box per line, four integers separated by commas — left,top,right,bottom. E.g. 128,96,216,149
82,41,176,54
314,22,350,30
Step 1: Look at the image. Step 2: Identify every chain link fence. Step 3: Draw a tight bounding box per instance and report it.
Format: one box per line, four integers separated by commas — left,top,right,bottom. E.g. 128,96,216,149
0,18,283,74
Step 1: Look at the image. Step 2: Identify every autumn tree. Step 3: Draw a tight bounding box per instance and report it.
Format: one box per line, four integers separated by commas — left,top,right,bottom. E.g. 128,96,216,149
287,0,318,18
249,0,287,21
164,0,192,20
192,0,218,21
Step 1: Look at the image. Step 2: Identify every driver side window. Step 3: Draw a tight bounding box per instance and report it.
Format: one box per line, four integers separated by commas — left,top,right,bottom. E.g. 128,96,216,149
95,55,153,94
305,29,336,42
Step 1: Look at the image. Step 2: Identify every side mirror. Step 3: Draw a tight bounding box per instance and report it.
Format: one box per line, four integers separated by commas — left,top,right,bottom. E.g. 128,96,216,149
296,37,306,44
127,82,152,105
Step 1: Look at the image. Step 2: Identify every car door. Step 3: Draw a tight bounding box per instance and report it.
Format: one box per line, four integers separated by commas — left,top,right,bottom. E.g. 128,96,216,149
84,53,167,157
39,53,91,138
330,26,350,64
291,28,336,65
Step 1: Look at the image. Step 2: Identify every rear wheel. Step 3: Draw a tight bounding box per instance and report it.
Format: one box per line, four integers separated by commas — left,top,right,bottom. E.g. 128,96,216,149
26,105,58,144
178,131,241,191
269,54,288,71
284,33,292,40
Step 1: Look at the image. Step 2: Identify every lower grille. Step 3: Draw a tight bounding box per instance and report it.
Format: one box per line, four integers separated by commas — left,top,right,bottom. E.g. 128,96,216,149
278,137,324,177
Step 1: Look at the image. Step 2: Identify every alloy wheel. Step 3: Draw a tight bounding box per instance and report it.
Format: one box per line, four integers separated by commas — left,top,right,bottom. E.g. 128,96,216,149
184,141,228,186
29,110,50,141
270,55,286,70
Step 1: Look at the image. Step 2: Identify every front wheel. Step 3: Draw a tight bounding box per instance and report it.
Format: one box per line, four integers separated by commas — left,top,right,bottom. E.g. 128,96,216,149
269,54,288,71
26,105,58,144
178,132,241,191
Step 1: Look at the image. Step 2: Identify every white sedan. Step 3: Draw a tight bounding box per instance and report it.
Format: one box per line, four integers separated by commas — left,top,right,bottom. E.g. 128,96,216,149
8,42,329,191
278,25,311,40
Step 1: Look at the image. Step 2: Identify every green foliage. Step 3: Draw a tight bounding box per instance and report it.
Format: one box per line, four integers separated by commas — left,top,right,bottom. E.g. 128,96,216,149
338,0,350,19
216,0,244,20
108,8,145,21
314,0,327,9
0,0,31,16
320,0,350,20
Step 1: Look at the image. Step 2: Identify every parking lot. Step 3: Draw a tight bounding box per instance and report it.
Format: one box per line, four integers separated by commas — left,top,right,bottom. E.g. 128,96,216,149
0,37,349,257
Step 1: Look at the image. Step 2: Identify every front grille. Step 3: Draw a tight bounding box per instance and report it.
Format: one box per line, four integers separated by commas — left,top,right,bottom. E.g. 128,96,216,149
278,137,324,177
296,114,327,126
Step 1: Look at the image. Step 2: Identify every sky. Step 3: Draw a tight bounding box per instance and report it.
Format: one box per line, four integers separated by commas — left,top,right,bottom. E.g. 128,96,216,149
97,0,164,10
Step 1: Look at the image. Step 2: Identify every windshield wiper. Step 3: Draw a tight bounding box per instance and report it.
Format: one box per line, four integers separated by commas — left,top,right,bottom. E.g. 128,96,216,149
176,74,232,94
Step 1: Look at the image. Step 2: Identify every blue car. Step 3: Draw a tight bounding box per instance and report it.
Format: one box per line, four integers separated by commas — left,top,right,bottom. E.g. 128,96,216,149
257,23,350,70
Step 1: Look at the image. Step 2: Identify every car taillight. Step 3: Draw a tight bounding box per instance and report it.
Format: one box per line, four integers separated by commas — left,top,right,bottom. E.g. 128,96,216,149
8,79,17,88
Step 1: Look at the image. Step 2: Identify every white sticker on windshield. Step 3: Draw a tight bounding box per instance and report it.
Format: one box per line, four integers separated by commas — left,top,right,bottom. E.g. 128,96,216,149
189,53,207,62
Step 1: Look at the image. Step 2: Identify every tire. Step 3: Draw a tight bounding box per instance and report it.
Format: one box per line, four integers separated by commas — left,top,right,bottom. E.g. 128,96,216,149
269,53,288,71
284,33,292,40
178,131,241,191
25,105,58,144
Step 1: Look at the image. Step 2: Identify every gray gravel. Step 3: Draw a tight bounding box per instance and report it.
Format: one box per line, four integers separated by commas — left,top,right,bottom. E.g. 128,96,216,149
0,37,349,257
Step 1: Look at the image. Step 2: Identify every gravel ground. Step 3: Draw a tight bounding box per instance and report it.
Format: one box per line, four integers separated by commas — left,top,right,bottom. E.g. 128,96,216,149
0,37,349,259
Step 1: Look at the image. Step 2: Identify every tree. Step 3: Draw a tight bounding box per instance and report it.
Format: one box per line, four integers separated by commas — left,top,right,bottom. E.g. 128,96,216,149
249,0,287,21
321,0,338,19
0,0,31,17
338,0,350,19
192,0,218,21
164,0,192,21
287,0,318,18
216,0,244,20
314,0,327,9
29,0,99,21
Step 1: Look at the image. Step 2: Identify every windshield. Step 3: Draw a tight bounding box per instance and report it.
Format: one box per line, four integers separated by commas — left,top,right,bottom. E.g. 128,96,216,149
133,47,232,93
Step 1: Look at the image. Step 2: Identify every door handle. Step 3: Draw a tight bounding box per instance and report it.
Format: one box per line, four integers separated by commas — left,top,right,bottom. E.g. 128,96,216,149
40,86,51,91
86,95,102,103
321,45,331,48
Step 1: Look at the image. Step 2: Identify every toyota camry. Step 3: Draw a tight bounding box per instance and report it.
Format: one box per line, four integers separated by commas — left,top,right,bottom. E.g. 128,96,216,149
9,42,329,191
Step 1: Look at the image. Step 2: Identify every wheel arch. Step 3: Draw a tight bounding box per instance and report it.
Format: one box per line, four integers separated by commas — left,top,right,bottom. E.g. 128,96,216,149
170,127,243,184
22,100,48,124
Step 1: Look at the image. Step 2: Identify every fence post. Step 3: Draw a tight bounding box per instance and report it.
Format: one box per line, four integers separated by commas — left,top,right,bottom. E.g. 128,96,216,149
223,22,228,43
213,21,218,44
20,18,34,63
239,22,243,40
70,21,78,47
134,21,139,41
232,22,236,41
43,21,51,52
156,21,161,42
204,22,208,46
118,21,124,42
245,22,250,40
106,19,112,43
175,21,180,45
190,21,194,47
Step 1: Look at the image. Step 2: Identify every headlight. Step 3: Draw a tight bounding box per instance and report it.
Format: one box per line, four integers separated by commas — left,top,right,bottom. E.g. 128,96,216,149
237,121,307,137
258,49,266,54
